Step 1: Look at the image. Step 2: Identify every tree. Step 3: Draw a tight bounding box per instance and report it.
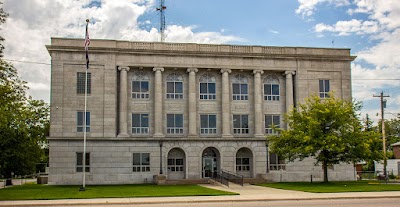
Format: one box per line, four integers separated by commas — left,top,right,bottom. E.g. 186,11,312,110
268,95,382,182
0,2,49,185
375,118,400,159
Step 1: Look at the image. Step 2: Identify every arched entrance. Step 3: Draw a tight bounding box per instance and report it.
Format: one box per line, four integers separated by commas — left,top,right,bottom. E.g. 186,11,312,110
236,147,253,178
167,148,185,180
202,147,220,178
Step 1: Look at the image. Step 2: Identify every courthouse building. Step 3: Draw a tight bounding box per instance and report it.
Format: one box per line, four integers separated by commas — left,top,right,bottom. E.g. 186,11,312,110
46,38,356,185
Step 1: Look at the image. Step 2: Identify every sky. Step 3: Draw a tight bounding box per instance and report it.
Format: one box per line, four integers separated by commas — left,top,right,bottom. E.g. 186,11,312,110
2,0,400,124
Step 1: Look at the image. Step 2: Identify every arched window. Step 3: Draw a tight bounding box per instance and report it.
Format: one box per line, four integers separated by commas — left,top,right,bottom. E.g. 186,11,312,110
166,73,184,99
263,75,280,101
232,74,248,100
199,73,216,100
132,71,149,99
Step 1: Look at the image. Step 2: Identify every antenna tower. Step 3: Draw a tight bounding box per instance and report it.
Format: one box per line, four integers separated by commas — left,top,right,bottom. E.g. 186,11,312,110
156,0,166,42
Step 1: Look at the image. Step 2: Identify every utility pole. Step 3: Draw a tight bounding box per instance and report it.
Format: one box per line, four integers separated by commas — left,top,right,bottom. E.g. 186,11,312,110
373,91,390,178
365,114,371,131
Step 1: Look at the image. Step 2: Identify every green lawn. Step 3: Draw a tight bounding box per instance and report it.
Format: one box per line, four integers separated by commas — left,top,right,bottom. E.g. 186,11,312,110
0,183,237,200
259,181,400,193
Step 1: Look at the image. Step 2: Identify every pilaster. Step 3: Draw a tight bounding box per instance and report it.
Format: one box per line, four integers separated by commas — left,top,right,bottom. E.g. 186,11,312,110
153,67,165,137
253,69,264,138
117,66,130,137
187,68,198,137
220,69,233,138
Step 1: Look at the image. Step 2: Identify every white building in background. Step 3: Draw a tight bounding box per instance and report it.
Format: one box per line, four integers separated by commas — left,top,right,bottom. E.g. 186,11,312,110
46,38,356,185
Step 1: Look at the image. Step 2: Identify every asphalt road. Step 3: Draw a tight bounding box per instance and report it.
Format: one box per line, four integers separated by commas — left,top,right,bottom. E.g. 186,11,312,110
56,198,400,207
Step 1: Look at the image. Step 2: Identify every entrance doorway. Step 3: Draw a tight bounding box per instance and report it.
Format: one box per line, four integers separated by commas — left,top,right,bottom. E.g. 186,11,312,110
202,147,219,178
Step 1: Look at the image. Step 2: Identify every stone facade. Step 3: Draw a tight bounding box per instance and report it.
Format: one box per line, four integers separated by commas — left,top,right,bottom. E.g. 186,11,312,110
46,38,356,184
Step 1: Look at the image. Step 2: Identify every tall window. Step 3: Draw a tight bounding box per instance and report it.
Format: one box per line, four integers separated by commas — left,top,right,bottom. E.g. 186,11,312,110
236,158,250,171
167,114,183,134
77,111,90,132
77,72,91,94
265,115,280,135
132,71,149,99
269,153,285,171
133,153,150,172
233,114,249,134
132,113,149,134
168,158,184,172
264,75,280,101
76,152,90,172
232,74,248,100
166,73,183,99
319,79,330,98
200,114,217,134
199,73,216,100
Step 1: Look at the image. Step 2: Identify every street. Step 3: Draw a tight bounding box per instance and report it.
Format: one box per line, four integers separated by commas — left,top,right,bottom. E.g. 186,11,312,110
56,198,400,207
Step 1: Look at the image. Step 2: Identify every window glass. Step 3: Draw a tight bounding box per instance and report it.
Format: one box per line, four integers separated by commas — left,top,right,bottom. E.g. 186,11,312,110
175,114,183,127
209,115,216,128
208,83,216,93
241,84,248,94
167,114,174,127
200,83,207,93
132,81,141,92
200,115,208,128
167,82,174,93
133,153,141,165
233,115,241,128
272,85,279,95
232,84,240,94
175,82,183,93
141,81,149,92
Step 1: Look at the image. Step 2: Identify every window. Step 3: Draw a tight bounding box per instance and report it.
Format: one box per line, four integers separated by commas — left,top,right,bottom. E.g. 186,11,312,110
77,72,91,94
264,75,280,101
166,73,183,99
232,74,248,100
236,158,250,171
168,158,184,172
167,114,183,134
199,73,216,100
265,115,280,135
77,111,90,132
76,152,90,172
200,114,217,134
132,113,149,134
319,79,330,98
233,115,249,134
269,153,285,171
133,153,150,172
132,71,149,99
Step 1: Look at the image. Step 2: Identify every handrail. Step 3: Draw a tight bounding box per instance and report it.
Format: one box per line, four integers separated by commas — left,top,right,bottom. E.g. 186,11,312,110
211,172,229,187
221,169,244,186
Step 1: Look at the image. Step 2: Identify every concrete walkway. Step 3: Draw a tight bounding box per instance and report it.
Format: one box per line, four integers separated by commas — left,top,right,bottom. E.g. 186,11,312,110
1,183,400,206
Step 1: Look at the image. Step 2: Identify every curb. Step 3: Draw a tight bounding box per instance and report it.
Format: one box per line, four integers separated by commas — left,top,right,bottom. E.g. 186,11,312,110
1,195,400,206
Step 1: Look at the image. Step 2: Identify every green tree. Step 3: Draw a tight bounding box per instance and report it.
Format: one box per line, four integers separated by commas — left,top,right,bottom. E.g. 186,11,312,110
268,95,382,182
0,2,49,185
375,118,400,159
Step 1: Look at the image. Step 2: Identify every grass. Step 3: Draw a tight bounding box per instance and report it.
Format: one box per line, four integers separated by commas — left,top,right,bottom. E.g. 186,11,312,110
0,183,237,200
259,181,400,193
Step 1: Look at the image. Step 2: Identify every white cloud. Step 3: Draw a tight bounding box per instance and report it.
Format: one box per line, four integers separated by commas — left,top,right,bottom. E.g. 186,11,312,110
2,0,241,102
269,30,279,34
296,0,350,18
314,19,379,36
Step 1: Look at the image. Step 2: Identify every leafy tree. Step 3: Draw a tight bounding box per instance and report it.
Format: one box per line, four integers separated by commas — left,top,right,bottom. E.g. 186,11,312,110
375,118,400,159
0,2,49,185
268,95,382,182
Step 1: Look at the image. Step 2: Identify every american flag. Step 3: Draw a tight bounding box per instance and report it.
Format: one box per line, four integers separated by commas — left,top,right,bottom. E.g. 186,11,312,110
84,22,90,69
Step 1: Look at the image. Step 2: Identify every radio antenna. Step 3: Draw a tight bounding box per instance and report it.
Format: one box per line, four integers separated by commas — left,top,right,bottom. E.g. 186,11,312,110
156,0,166,42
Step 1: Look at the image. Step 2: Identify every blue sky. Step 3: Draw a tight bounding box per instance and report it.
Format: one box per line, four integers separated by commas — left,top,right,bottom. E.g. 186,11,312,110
2,0,400,123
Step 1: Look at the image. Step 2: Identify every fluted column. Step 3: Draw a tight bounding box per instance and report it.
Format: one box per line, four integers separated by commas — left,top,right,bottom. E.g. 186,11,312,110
220,69,232,138
253,70,264,138
153,67,165,137
187,68,198,137
118,66,130,137
285,71,296,128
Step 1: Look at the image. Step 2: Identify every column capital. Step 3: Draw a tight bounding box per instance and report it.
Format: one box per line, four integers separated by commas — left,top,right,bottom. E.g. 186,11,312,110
187,68,198,73
118,66,130,72
220,68,232,74
253,70,264,75
153,67,164,72
284,71,296,76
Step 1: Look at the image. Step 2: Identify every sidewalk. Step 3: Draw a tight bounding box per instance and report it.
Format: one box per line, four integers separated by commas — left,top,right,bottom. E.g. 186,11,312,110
1,183,400,206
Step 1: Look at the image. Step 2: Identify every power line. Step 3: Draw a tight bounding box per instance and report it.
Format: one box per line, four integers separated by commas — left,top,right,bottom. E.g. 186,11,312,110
4,58,51,65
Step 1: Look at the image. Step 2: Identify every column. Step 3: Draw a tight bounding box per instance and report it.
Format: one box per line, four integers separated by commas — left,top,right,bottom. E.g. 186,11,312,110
118,66,130,137
187,68,198,137
285,71,296,128
253,70,264,138
220,69,232,138
153,67,165,137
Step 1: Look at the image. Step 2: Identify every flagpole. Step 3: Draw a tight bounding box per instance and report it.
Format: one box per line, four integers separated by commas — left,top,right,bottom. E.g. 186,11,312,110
80,19,90,191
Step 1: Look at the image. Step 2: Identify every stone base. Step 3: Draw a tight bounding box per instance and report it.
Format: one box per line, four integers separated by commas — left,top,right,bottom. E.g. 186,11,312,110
153,174,167,185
